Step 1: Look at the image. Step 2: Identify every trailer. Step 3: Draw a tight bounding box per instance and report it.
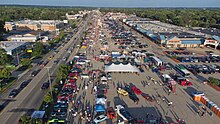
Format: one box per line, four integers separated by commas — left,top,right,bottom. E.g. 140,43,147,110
151,56,163,66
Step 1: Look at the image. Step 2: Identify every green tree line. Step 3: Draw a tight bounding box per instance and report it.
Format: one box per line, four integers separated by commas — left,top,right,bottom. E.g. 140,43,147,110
100,8,220,28
0,6,92,21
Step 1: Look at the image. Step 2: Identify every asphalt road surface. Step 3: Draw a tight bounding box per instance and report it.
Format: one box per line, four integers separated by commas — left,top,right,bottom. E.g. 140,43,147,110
0,13,92,124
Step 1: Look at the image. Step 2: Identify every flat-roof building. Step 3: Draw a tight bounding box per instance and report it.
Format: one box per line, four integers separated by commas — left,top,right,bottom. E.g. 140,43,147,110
124,19,220,48
0,41,29,55
5,20,64,32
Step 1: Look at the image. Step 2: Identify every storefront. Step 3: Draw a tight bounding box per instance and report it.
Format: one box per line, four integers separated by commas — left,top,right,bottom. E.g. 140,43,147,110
204,36,220,49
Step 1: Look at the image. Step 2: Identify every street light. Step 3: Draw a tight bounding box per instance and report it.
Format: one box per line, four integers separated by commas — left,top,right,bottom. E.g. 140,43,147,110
46,67,53,98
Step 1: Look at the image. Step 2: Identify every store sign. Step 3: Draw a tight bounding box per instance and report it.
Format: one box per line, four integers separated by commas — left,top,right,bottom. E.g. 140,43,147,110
206,40,217,44
167,40,180,44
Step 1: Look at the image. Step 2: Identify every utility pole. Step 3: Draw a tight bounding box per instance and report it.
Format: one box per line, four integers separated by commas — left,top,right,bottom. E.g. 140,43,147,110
16,49,20,65
46,67,53,98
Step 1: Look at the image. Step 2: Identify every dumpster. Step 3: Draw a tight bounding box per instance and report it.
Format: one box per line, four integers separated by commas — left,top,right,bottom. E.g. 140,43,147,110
193,95,201,101
203,97,209,106
213,105,218,114
209,103,215,110
217,108,220,117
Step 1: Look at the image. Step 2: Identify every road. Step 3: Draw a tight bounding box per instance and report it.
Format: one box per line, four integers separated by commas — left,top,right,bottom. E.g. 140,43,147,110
0,13,92,124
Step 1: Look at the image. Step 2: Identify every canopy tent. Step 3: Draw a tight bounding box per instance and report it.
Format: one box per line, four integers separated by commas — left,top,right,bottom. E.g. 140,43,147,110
31,111,45,119
95,104,105,112
96,98,106,105
105,63,140,73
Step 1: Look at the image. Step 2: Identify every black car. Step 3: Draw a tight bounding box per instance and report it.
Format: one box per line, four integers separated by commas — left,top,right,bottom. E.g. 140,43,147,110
8,89,19,98
41,82,50,89
54,59,59,64
119,108,134,122
20,79,32,88
0,104,4,112
129,94,139,102
31,69,40,77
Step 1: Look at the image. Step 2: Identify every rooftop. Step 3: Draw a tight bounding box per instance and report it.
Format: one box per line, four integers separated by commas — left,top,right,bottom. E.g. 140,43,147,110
0,41,28,51
6,20,64,26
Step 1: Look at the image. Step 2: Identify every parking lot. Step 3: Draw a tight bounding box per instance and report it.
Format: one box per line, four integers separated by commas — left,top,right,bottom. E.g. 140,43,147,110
46,13,220,124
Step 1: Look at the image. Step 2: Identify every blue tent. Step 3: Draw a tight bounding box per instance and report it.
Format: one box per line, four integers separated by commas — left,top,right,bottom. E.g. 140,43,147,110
95,104,105,112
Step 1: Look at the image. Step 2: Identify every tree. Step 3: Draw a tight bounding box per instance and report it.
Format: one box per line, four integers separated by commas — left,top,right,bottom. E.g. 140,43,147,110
56,64,70,81
31,42,44,57
43,92,53,104
20,58,32,66
19,115,32,124
0,68,11,79
0,20,5,40
0,48,13,66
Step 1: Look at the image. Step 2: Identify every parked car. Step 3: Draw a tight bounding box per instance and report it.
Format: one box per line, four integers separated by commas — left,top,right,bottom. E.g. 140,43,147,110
94,114,107,124
117,88,128,96
106,107,116,119
116,105,134,122
191,91,204,97
131,86,142,95
41,82,50,89
141,93,154,102
8,89,19,98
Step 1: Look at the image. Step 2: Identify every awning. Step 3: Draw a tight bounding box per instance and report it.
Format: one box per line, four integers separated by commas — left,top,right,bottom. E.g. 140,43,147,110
105,63,140,73
95,104,105,112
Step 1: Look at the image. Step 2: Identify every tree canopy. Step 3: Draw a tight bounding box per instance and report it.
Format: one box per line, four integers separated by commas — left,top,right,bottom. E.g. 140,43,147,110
0,48,13,66
44,92,53,104
31,42,44,57
56,64,70,81
0,68,11,79
100,8,220,28
0,6,92,21
20,58,32,66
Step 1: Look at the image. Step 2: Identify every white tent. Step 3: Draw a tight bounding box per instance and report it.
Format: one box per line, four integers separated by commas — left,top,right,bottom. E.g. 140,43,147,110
96,98,106,105
105,63,140,73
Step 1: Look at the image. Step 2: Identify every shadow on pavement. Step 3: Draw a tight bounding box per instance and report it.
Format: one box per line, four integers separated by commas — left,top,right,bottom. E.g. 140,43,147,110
113,96,128,108
183,87,198,97
9,108,35,115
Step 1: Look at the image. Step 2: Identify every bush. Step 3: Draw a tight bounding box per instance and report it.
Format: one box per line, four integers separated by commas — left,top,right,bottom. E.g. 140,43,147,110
208,77,220,86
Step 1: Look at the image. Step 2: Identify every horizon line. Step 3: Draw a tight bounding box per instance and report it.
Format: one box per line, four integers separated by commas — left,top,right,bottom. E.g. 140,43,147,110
0,4,220,9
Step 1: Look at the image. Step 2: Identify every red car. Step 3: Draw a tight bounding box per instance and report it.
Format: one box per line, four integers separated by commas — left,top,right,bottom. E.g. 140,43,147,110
141,93,154,102
106,107,116,119
132,86,142,95
68,79,77,83
158,66,166,71
57,93,72,101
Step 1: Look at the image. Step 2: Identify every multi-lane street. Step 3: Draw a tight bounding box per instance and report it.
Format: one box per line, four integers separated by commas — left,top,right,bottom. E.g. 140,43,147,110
0,12,92,124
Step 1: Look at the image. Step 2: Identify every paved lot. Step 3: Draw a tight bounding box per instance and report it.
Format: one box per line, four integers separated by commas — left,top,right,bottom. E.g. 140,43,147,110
68,14,220,124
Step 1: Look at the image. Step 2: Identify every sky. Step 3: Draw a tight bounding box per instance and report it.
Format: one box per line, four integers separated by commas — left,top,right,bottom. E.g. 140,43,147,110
0,0,219,7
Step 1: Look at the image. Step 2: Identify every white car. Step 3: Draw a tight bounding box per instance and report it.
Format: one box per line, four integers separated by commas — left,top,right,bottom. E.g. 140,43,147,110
191,91,204,96
94,114,108,124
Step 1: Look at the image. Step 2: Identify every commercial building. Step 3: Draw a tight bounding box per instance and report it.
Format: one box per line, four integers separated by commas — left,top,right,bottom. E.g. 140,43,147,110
0,41,29,55
4,30,49,42
66,10,90,20
204,35,220,49
124,19,220,48
4,20,64,32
